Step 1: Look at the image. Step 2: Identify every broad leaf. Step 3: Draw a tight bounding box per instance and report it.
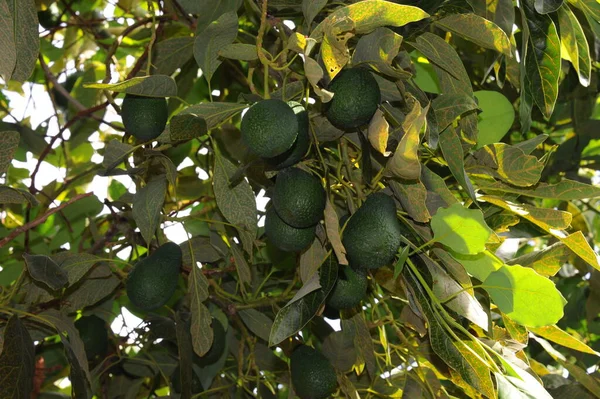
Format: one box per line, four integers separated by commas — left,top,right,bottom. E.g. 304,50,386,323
473,177,600,200
102,140,133,170
474,91,515,148
0,315,35,398
389,180,431,223
180,236,222,265
0,131,19,175
432,93,478,131
218,44,258,61
386,101,427,179
0,0,16,82
435,13,511,55
189,263,212,357
506,242,570,276
7,0,38,82
132,175,167,246
299,238,328,283
529,325,598,355
557,4,591,87
23,254,69,291
431,203,493,255
85,75,177,97
451,250,503,282
483,264,566,327
170,102,246,141
367,109,390,156
238,309,273,342
0,185,38,205
439,127,478,203
303,0,328,27
194,12,238,83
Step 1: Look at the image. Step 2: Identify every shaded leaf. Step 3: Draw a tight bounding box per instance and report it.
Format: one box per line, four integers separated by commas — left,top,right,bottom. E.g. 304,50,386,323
439,127,478,203
431,203,493,255
169,114,208,142
0,0,16,81
302,0,328,27
322,330,357,371
218,43,258,61
0,315,35,398
324,199,348,265
474,176,600,200
0,185,39,205
85,75,177,97
132,175,167,246
180,236,222,265
483,264,565,327
147,37,195,76
389,180,431,223
171,102,246,141
23,254,69,291
238,309,273,342
432,93,478,131
0,131,19,175
352,27,408,79
194,12,238,83
231,243,251,286
435,13,511,55
62,264,120,312
299,238,327,283
7,0,38,82
189,264,212,357
102,140,133,170
342,312,377,379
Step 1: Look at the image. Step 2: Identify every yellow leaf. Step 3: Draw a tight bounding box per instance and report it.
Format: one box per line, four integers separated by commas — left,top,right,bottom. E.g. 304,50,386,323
367,109,390,156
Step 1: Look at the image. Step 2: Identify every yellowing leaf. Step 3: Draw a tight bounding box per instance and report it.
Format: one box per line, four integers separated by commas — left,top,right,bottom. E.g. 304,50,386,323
321,16,354,79
368,109,390,156
85,75,177,97
435,13,511,56
530,325,599,356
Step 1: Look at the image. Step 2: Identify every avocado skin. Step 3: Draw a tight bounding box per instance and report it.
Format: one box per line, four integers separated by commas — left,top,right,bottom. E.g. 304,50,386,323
326,266,368,310
290,345,337,399
342,192,402,269
126,242,182,311
196,319,226,365
264,206,315,252
267,101,310,169
74,315,109,360
121,94,169,141
324,68,381,130
241,99,298,158
273,167,325,228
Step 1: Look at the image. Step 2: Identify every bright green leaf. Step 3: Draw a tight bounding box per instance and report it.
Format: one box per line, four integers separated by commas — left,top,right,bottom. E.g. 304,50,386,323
431,203,493,255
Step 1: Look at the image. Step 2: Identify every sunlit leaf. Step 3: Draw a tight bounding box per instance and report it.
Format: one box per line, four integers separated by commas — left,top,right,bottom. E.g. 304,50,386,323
85,75,177,97
431,203,493,255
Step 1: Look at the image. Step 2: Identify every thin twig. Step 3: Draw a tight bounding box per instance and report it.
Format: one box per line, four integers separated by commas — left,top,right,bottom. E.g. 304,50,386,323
0,193,93,248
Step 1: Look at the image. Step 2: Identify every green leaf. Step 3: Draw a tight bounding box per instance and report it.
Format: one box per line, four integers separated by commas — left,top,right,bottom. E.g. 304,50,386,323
238,309,273,342
170,102,246,141
0,131,19,176
310,0,429,40
521,0,561,119
483,264,565,327
473,177,600,200
218,43,258,61
189,263,213,357
451,250,503,282
431,203,493,255
302,0,328,27
514,134,548,155
192,0,242,33
393,246,409,279
557,4,591,87
0,185,38,205
132,175,167,246
438,127,477,203
421,166,458,207
269,257,337,346
385,101,427,180
474,91,515,148
231,243,251,286
213,152,257,253
299,238,327,283
194,12,238,83
480,144,544,187
506,242,570,277
435,13,511,55
7,0,38,82
0,0,16,82
352,27,408,79
85,75,177,97
389,180,431,223
102,140,134,170
180,236,222,265
0,315,35,398
23,254,69,291
535,0,564,13
62,264,120,312
529,325,598,355
52,252,102,286
147,37,195,76
432,93,478,131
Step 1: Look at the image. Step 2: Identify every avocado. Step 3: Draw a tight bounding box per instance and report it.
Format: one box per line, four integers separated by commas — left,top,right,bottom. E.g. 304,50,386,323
171,365,204,394
241,99,298,158
290,345,338,399
273,167,326,228
326,266,368,310
342,192,402,269
74,315,109,360
126,242,182,311
325,68,381,130
196,318,226,365
52,72,82,109
267,101,310,169
265,206,315,252
38,9,60,30
121,94,168,141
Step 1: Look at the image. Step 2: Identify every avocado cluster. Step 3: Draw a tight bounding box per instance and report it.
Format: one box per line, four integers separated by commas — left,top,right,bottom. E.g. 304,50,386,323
265,167,326,252
121,94,169,141
241,99,309,167
290,345,337,399
126,242,182,311
325,68,381,130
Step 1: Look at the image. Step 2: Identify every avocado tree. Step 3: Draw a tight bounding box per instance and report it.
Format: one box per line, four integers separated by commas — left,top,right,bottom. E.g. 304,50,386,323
2,0,600,397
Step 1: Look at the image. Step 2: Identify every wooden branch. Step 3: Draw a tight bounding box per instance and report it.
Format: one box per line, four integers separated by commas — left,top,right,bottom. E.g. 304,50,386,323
0,192,93,248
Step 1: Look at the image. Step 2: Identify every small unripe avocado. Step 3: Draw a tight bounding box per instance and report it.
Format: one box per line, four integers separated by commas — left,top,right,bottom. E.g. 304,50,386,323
342,192,402,269
290,345,337,399
325,68,381,130
171,365,204,394
326,266,368,310
273,167,326,228
126,242,182,311
74,315,109,360
121,94,168,141
267,101,310,169
264,206,315,252
241,99,298,158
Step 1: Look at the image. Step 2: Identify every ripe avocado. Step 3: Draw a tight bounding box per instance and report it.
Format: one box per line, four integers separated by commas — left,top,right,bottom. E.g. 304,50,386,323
273,167,325,228
290,345,337,399
325,68,381,130
74,315,109,360
342,192,402,269
326,266,368,310
267,101,310,169
241,99,298,158
265,206,315,252
126,242,182,311
121,94,169,141
197,318,226,365
171,365,204,394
